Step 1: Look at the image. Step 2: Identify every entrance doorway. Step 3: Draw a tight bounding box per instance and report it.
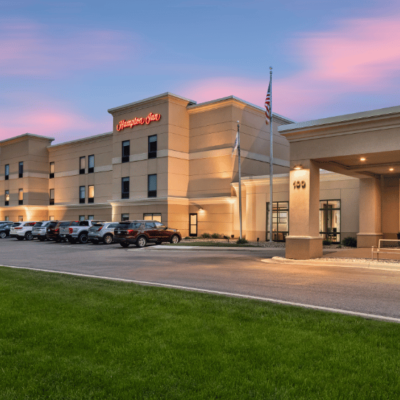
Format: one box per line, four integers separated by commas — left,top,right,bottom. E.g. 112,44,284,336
189,213,198,236
266,202,289,242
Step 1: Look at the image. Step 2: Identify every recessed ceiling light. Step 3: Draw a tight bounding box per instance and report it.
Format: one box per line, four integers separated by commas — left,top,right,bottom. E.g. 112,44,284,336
360,157,366,162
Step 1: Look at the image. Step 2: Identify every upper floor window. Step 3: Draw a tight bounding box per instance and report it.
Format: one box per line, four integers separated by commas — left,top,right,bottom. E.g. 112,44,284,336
88,155,94,173
49,189,55,205
122,141,130,163
18,188,23,205
5,164,9,180
148,174,157,198
121,177,129,199
79,186,86,204
148,135,157,159
88,185,94,203
50,162,55,179
18,162,23,178
5,190,9,206
79,156,86,174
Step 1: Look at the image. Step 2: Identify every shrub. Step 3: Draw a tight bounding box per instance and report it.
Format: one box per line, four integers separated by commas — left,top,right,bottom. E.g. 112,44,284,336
201,233,211,238
211,233,221,239
236,238,248,245
342,236,357,248
323,239,332,246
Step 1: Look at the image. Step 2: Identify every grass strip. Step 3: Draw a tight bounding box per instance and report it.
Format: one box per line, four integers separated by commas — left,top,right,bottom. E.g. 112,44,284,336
0,266,399,399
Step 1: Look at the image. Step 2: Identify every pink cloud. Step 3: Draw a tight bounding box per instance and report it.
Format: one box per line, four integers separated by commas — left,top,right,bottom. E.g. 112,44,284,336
0,19,138,76
180,15,400,120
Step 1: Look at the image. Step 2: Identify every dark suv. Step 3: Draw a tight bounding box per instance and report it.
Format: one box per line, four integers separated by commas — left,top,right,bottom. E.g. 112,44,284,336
114,220,181,248
47,221,78,242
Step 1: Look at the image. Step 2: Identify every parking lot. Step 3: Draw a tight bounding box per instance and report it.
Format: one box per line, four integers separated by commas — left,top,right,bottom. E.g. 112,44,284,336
1,236,400,321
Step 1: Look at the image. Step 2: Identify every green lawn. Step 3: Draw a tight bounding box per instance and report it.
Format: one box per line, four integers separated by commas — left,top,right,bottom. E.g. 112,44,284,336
0,267,399,399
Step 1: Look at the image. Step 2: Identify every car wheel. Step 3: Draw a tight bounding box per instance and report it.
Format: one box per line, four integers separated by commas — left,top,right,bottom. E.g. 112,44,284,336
25,232,33,241
136,236,147,248
170,234,180,244
68,238,77,244
78,233,88,244
103,234,113,245
0,232,6,239
120,242,130,248
17,237,24,241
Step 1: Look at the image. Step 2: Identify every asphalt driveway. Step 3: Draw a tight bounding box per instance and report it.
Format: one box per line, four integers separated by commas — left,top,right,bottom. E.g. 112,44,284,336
1,238,400,321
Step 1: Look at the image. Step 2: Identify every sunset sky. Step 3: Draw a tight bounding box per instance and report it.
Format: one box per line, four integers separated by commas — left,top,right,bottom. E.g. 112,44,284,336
1,0,400,143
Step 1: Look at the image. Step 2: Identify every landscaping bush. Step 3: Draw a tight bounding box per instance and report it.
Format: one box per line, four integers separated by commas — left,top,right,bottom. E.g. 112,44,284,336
236,238,248,245
323,239,332,246
211,233,221,239
342,236,357,248
201,233,211,238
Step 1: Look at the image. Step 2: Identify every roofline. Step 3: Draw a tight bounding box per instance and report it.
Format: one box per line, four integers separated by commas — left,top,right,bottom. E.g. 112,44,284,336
187,95,295,124
107,92,197,114
278,105,400,133
0,133,55,145
48,131,112,149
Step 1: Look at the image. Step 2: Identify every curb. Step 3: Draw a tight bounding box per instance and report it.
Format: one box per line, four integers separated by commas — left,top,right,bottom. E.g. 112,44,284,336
146,245,284,251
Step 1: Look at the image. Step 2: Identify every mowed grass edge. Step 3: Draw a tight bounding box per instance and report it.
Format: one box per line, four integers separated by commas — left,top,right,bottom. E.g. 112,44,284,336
0,266,399,399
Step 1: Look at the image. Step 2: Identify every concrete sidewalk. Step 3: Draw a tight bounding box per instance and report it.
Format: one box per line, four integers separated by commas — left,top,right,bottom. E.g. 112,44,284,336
146,245,279,251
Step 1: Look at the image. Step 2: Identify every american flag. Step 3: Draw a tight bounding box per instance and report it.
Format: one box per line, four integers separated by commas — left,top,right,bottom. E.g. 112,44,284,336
265,80,271,124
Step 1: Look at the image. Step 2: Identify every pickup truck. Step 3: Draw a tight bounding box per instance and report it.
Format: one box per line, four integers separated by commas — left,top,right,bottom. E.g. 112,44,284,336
61,220,105,244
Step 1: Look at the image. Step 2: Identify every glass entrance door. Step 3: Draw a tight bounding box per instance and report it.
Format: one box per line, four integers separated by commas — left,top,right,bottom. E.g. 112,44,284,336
189,214,198,237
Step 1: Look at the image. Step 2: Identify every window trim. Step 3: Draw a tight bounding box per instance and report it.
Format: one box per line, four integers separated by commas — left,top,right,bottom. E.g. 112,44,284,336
18,188,23,205
79,156,86,175
5,164,9,181
148,174,157,198
18,161,23,178
49,162,55,179
88,155,94,174
122,140,130,163
79,185,86,204
121,177,129,199
88,185,94,204
5,190,9,206
49,188,55,205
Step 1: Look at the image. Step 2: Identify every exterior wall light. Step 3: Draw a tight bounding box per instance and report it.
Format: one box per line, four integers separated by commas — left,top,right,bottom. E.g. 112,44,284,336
293,165,302,170
389,168,394,172
360,157,366,162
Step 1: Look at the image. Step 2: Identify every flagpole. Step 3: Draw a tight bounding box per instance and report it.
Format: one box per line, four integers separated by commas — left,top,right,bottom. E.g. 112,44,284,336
237,121,242,240
269,67,273,242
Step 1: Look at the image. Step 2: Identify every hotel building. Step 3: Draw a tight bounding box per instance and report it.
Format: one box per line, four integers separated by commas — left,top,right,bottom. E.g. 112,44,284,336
0,92,399,259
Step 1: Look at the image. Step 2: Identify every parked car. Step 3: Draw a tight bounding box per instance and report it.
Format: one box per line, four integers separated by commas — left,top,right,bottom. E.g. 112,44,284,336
0,223,13,238
62,220,105,244
47,221,76,242
89,222,118,244
114,220,181,248
9,222,38,240
32,221,54,241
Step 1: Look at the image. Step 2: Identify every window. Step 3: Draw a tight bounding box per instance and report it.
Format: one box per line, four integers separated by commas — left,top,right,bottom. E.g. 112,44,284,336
5,164,9,180
5,190,9,206
49,216,55,221
79,215,85,221
88,215,94,221
88,185,94,203
189,213,198,236
79,156,86,174
143,213,162,222
121,213,129,221
122,140,130,163
18,188,23,205
145,222,155,229
148,135,157,159
49,189,55,205
121,177,129,199
79,186,86,204
50,162,55,179
319,200,341,243
155,222,166,229
18,216,23,222
19,162,23,178
148,174,157,197
4,216,9,222
267,202,289,242
88,155,94,173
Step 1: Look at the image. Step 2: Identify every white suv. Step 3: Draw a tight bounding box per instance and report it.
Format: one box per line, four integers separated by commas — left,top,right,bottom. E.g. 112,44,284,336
10,222,38,241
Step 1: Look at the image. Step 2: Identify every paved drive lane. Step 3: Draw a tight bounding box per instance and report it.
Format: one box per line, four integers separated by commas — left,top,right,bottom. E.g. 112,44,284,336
1,239,399,320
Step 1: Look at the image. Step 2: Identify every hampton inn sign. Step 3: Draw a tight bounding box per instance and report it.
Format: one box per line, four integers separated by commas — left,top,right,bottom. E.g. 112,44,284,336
116,112,161,132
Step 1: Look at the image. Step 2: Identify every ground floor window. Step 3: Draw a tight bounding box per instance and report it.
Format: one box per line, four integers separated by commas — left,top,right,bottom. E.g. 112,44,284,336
88,215,94,221
121,213,129,221
49,216,55,221
319,200,341,243
266,202,289,242
79,215,85,221
18,216,23,222
189,213,198,236
143,213,162,222
5,216,9,221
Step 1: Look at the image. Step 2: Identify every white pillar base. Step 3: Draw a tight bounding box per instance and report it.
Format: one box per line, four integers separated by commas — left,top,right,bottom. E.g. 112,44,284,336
285,236,323,260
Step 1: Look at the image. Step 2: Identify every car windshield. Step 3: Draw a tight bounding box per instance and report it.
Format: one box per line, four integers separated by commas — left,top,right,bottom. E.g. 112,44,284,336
12,223,21,227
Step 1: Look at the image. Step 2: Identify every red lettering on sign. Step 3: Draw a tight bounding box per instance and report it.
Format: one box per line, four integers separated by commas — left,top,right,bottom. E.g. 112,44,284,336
116,113,161,132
